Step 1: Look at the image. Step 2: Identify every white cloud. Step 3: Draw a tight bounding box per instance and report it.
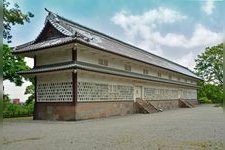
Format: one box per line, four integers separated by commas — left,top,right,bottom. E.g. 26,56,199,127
202,1,215,15
111,7,222,70
155,24,223,49
3,80,32,102
188,24,222,47
111,7,222,50
111,7,187,55
112,7,187,27
177,51,196,69
111,7,186,38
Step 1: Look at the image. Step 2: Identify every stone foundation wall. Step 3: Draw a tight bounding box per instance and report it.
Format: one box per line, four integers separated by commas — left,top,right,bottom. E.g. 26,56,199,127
75,101,135,120
35,103,76,121
147,100,179,110
178,99,198,108
35,101,135,121
34,99,198,121
147,99,198,110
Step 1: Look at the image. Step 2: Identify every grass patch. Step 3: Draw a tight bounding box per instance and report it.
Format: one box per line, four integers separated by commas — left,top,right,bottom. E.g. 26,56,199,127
3,116,33,121
184,140,223,149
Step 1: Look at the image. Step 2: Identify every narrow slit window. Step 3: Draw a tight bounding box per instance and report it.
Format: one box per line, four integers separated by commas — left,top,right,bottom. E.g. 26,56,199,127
98,59,108,66
143,69,149,75
124,64,131,71
157,72,161,77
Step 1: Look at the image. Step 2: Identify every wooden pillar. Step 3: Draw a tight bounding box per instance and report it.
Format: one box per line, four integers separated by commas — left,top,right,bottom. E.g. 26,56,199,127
33,55,37,120
72,44,77,105
72,71,77,105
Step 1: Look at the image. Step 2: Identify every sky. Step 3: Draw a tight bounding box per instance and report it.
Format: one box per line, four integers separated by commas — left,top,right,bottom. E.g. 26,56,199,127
4,0,224,102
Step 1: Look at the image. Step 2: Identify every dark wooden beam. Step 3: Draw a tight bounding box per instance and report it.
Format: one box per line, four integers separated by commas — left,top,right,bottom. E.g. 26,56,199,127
72,72,77,105
33,55,37,120
72,44,77,105
72,44,77,61
33,76,37,120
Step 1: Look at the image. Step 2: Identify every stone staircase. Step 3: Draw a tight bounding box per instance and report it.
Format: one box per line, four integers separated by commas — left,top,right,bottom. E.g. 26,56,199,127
179,99,195,108
136,99,159,113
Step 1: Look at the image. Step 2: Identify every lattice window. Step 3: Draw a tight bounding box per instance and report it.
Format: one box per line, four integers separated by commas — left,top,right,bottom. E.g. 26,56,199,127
144,87,179,100
37,82,73,102
78,82,134,101
183,90,197,99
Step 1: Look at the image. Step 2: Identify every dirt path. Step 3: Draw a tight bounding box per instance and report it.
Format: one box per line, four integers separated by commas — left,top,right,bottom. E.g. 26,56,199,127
3,104,224,150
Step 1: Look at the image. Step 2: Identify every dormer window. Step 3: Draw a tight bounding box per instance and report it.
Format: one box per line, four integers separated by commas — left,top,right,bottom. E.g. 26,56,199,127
124,64,131,71
98,59,108,66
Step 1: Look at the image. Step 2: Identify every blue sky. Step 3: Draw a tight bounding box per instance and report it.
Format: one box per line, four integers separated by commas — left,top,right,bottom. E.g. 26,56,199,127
4,0,224,101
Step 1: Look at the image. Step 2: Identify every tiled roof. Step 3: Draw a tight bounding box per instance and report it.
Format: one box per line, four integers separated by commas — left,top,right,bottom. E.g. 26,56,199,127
19,61,76,74
19,61,198,88
14,9,201,80
14,37,75,53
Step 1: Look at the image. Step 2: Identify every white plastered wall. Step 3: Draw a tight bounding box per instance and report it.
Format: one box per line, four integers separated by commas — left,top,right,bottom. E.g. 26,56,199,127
76,44,197,85
36,48,72,66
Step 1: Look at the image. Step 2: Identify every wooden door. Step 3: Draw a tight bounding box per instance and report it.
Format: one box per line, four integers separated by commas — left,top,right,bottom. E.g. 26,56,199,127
135,86,142,101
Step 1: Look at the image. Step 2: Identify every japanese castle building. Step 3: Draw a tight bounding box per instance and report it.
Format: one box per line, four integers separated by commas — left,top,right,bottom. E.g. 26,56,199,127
14,9,201,121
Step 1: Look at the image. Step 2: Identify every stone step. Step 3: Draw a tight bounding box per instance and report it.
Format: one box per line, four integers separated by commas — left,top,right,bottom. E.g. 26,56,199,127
179,99,195,108
136,99,159,113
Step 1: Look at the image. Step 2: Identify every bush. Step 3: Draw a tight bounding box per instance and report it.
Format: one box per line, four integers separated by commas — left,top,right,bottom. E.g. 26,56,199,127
197,83,223,104
3,99,34,118
198,97,212,104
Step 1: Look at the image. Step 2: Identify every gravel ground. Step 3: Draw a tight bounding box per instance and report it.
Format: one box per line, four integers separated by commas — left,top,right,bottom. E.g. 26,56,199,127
3,104,224,150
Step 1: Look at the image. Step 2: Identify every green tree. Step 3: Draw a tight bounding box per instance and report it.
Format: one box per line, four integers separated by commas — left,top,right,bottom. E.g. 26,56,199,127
194,43,223,86
3,0,35,113
3,44,30,86
3,0,33,86
24,78,35,105
3,0,34,43
195,43,223,104
197,82,223,104
3,0,35,118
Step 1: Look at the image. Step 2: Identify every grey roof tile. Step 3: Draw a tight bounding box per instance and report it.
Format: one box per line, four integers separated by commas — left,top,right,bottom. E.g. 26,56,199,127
15,37,74,52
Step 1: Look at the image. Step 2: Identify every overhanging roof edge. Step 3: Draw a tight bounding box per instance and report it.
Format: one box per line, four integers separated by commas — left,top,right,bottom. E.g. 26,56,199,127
19,60,200,88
